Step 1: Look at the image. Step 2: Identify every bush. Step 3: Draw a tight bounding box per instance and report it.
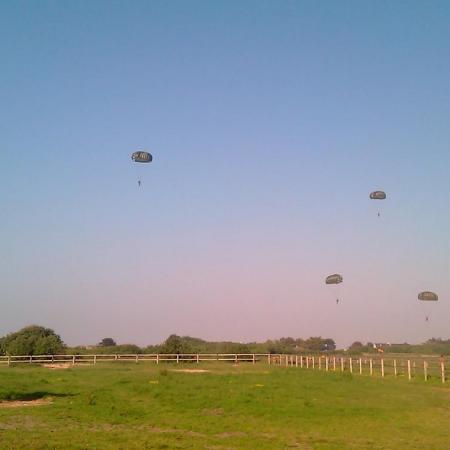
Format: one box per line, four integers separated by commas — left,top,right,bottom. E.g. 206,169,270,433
0,325,65,356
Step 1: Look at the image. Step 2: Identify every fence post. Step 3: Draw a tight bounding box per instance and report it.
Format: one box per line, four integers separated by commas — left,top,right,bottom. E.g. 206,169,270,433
341,357,344,371
441,361,445,383
300,356,304,368
268,354,271,365
94,355,97,365
407,360,411,381
235,354,238,364
306,356,309,369
333,357,336,371
381,359,385,378
156,354,159,365
253,354,256,365
349,358,353,374
394,359,397,377
325,357,329,372
72,355,75,366
369,359,373,375
197,354,200,364
318,357,322,370
30,355,32,364
359,358,362,375
7,355,11,366
177,354,180,364
424,361,428,381
135,354,138,364
295,355,298,367
312,356,315,369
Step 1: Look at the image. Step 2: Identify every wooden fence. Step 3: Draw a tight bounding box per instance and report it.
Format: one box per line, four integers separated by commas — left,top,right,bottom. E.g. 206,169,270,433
0,353,446,383
268,354,447,383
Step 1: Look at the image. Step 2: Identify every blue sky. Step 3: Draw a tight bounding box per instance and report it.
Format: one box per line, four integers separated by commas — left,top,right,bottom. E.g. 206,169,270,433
1,1,449,347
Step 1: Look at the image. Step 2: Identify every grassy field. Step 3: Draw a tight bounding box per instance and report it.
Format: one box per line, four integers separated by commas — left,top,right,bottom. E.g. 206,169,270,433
1,362,449,449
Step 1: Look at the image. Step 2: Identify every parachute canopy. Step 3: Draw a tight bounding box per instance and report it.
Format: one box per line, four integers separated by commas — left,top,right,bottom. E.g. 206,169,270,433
418,291,438,301
325,274,343,285
131,151,152,163
370,191,386,200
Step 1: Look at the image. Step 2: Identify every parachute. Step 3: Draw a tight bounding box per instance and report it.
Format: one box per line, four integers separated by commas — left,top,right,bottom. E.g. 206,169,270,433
418,291,438,301
131,151,152,163
131,151,152,186
370,191,386,217
418,291,438,322
325,274,343,305
370,191,386,200
325,274,343,285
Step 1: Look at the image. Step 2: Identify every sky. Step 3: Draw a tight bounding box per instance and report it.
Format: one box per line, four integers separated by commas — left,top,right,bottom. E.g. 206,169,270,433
1,0,450,348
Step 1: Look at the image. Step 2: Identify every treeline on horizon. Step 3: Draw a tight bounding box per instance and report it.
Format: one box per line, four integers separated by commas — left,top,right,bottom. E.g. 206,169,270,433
1,326,450,356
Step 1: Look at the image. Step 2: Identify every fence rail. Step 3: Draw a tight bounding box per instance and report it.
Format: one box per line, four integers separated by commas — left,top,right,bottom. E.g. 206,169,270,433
0,353,264,365
0,353,446,383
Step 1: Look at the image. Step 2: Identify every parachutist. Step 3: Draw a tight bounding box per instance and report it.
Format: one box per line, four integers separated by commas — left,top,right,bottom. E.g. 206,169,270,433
326,274,343,305
370,191,386,217
419,292,438,322
132,150,152,187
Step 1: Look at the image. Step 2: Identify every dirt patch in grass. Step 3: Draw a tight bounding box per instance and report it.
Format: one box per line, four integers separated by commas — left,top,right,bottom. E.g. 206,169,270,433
203,407,224,416
87,423,206,438
42,363,72,370
215,431,247,438
0,398,53,408
0,415,48,430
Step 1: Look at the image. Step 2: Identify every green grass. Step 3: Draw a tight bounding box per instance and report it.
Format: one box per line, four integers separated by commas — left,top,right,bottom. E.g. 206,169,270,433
1,362,449,449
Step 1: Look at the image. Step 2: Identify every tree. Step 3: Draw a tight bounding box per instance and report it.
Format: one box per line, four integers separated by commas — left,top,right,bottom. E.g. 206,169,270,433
0,325,65,356
116,344,142,354
98,338,116,347
160,334,192,354
348,341,366,354
304,337,327,352
226,343,251,354
323,338,336,351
